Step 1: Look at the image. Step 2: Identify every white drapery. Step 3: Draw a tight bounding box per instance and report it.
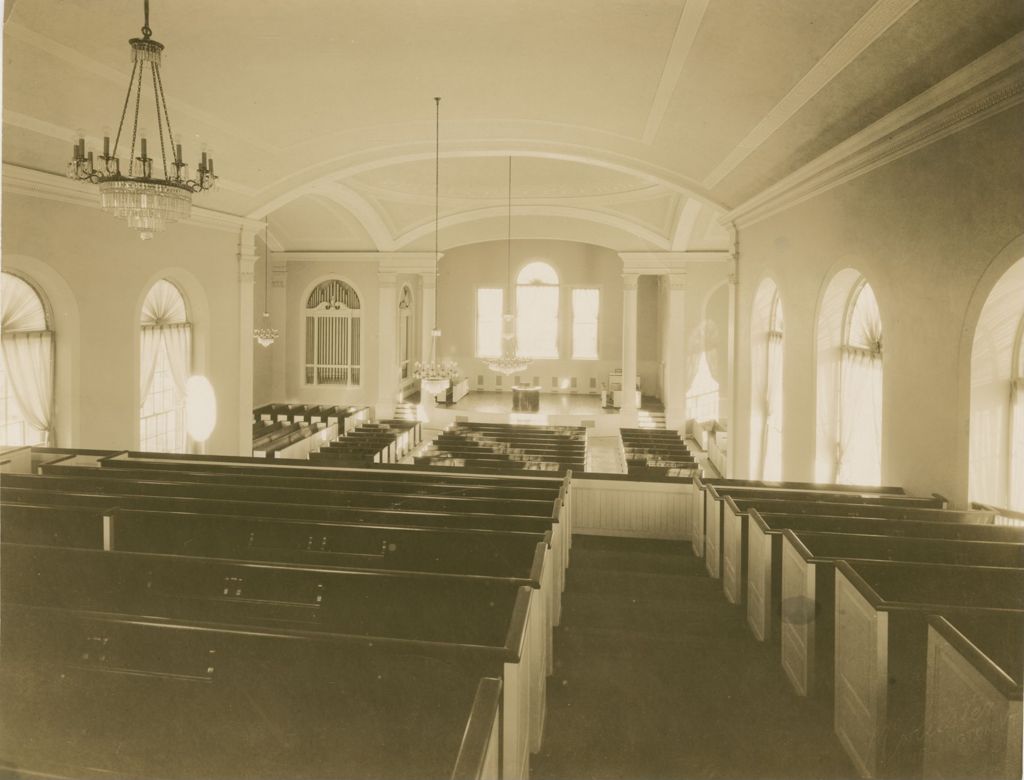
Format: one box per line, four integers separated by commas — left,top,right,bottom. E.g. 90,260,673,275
836,347,883,485
2,272,54,443
761,330,784,480
139,279,190,410
162,324,192,401
139,326,163,407
2,332,54,443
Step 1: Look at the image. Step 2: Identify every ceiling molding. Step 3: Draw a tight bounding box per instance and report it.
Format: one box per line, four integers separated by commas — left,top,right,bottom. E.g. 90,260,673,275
702,0,919,189
308,183,396,251
641,0,710,144
390,204,672,251
620,251,731,274
669,198,703,250
270,251,439,270
724,34,1024,229
1,163,263,235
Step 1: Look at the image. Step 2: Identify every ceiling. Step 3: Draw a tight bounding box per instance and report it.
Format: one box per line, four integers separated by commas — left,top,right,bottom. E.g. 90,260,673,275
4,0,1022,252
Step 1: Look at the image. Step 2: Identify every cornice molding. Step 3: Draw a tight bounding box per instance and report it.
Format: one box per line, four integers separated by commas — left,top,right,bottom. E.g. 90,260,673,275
619,250,730,274
2,163,263,235
703,0,920,189
270,251,440,271
724,33,1024,229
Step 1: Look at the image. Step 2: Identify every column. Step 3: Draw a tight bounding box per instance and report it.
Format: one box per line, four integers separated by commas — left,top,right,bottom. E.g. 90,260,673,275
376,270,399,418
270,260,287,402
621,272,639,422
725,247,739,477
663,271,687,431
237,227,258,456
420,270,437,366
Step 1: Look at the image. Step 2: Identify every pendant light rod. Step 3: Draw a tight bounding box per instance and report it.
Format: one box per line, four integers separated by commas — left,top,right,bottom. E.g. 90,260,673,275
506,156,512,303
263,218,270,316
433,96,440,332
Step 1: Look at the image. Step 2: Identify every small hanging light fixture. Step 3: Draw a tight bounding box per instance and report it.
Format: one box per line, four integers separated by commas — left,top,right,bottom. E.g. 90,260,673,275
414,97,459,396
253,219,279,348
486,156,531,376
66,0,216,239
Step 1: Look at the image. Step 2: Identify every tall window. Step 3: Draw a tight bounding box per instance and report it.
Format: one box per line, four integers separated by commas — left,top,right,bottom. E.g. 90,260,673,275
572,288,599,359
1011,326,1024,511
304,280,361,385
399,285,413,380
836,281,882,485
140,280,191,453
516,261,558,358
761,292,784,480
476,288,503,358
0,272,54,446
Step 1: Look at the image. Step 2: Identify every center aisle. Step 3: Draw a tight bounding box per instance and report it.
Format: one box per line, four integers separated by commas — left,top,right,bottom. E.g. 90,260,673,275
531,536,855,779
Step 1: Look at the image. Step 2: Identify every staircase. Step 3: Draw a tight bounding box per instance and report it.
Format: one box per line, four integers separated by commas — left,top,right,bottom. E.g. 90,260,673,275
636,396,666,429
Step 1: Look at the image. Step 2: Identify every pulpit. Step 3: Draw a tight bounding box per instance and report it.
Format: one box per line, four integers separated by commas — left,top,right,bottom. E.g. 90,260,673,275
512,385,541,412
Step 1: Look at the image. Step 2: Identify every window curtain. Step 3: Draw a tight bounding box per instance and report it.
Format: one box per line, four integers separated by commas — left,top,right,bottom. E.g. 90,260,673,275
836,347,882,485
1,331,54,443
161,323,192,401
140,326,163,407
760,331,783,480
1011,379,1024,512
516,286,558,358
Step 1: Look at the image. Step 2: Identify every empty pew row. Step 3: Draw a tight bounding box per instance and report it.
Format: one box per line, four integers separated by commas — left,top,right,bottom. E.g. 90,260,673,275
691,476,1024,779
253,420,339,460
255,403,371,434
0,446,577,773
420,422,586,472
2,543,539,780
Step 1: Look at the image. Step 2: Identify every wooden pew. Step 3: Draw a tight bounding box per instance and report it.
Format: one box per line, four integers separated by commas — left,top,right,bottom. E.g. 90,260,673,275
922,613,1022,780
1,603,506,780
701,482,946,584
3,543,546,779
744,504,997,637
832,560,1024,779
776,521,1024,698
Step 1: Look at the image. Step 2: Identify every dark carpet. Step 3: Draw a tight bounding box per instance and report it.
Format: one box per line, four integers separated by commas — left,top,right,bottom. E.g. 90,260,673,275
531,535,856,780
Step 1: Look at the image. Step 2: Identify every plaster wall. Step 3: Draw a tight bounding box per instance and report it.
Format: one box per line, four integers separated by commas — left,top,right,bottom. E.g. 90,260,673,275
1,190,246,454
731,104,1024,506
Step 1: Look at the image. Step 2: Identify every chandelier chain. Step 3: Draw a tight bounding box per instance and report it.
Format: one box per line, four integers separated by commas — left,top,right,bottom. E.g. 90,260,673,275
128,63,144,176
151,66,169,179
112,59,139,159
434,96,440,331
154,65,176,161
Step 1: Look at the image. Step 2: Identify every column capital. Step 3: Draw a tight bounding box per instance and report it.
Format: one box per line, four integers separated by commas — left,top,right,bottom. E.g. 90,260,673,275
621,272,639,291
665,271,687,291
271,261,288,287
238,255,257,284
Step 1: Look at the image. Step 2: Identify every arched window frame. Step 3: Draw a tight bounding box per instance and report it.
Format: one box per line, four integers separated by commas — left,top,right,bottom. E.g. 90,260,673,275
398,284,413,381
835,277,883,485
1008,312,1024,511
303,278,362,387
760,289,784,480
139,279,192,454
0,271,54,446
515,261,559,359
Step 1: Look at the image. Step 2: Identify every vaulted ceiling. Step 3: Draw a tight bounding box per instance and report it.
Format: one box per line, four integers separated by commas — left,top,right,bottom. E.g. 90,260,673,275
4,0,1022,252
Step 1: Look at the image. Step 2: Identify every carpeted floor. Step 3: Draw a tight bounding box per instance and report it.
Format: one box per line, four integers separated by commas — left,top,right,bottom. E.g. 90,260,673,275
531,535,856,780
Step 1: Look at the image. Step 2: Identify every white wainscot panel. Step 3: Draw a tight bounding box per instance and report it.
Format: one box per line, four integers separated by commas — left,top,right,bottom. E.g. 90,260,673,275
569,478,695,540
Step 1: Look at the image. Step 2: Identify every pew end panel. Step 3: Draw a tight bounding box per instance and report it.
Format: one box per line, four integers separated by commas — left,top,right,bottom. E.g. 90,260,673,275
780,531,817,696
721,497,749,605
704,485,724,579
923,616,1023,780
745,510,776,641
834,565,891,779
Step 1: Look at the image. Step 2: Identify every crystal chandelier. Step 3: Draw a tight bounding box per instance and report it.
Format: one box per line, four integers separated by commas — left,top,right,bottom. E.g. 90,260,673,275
253,219,279,348
415,97,459,396
66,0,215,239
486,157,531,376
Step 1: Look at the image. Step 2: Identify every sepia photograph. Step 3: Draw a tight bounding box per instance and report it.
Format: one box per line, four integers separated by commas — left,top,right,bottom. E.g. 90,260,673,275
1,0,1022,778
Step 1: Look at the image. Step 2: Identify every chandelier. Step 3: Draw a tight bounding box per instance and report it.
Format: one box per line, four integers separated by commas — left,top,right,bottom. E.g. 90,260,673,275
66,0,215,239
253,219,279,348
486,157,531,376
416,97,459,396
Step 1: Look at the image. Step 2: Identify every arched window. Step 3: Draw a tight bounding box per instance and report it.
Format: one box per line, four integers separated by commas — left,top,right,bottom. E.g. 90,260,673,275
305,279,361,385
836,280,882,485
140,279,191,453
750,280,784,480
516,261,559,358
1,271,54,445
398,285,413,380
969,257,1024,516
